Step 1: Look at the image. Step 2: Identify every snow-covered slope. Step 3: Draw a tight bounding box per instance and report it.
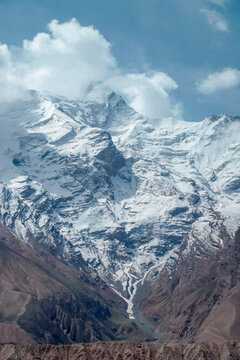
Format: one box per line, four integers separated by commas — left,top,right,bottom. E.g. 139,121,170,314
0,91,239,317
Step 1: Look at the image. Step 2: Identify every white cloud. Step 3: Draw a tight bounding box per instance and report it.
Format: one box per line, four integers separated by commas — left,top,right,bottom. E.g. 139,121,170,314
200,8,229,32
20,19,117,98
197,67,240,94
0,18,181,120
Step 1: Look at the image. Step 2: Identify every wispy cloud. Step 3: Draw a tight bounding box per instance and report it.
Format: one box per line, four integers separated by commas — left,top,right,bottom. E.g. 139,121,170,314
200,8,229,32
197,67,240,95
207,0,230,8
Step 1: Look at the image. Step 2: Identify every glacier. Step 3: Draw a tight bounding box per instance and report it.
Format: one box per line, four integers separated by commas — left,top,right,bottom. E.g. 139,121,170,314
0,90,239,316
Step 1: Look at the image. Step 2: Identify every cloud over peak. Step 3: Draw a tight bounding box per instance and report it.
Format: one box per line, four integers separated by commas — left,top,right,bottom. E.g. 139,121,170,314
0,18,181,120
109,72,179,119
21,18,116,98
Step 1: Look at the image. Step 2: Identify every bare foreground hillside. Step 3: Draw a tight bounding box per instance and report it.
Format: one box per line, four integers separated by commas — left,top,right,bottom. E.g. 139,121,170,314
0,341,240,360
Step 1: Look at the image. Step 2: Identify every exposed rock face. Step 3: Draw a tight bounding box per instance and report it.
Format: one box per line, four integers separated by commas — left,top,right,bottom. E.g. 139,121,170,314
0,224,147,344
0,341,240,360
140,228,240,343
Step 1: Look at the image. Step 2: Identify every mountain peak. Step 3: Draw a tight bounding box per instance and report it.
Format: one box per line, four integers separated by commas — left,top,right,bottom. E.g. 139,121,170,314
0,91,239,320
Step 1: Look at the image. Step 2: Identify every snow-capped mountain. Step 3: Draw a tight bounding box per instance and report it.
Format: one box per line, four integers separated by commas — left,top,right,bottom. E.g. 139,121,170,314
0,91,239,318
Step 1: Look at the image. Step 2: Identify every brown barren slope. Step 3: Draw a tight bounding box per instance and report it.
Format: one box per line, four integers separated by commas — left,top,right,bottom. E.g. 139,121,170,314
140,227,240,343
0,223,148,344
0,341,240,360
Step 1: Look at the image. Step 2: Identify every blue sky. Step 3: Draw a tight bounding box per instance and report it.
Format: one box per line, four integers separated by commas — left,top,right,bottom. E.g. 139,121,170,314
0,0,239,121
